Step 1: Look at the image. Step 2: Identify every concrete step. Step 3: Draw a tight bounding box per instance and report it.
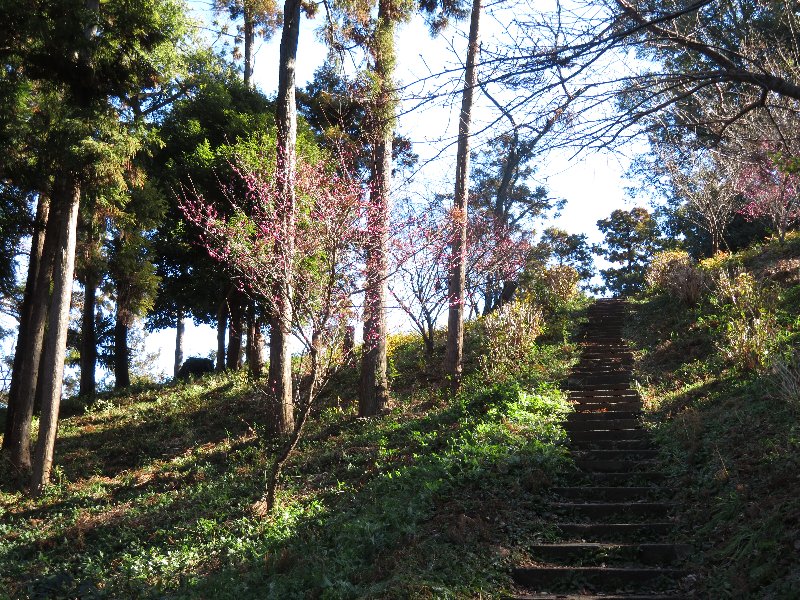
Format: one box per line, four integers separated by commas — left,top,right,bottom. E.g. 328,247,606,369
581,472,668,486
565,418,642,431
571,410,642,419
509,595,688,600
527,542,691,565
568,384,633,391
554,522,676,542
568,429,648,442
573,449,660,460
552,486,663,501
570,390,639,398
569,376,633,386
552,502,674,520
575,459,658,473
571,366,633,372
570,439,654,451
512,566,687,590
569,411,642,420
576,356,634,362
571,399,643,415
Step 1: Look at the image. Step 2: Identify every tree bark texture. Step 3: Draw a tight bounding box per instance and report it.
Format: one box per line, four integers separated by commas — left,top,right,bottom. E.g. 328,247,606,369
114,305,131,389
174,306,185,378
359,0,395,417
79,221,100,397
30,176,81,495
246,303,264,379
3,195,50,456
7,196,60,471
444,0,482,388
265,336,319,511
243,7,254,86
268,0,301,435
227,293,245,370
343,325,355,366
216,294,228,372
79,276,98,396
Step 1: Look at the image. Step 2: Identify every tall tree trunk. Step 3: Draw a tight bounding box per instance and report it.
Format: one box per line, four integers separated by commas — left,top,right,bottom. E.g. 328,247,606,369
359,0,395,417
268,0,301,435
227,294,245,370
114,304,131,390
444,0,481,389
79,271,98,396
3,195,50,455
246,302,264,379
216,295,228,372
30,176,81,495
7,197,59,471
252,324,265,379
79,220,100,397
243,7,255,86
174,306,185,378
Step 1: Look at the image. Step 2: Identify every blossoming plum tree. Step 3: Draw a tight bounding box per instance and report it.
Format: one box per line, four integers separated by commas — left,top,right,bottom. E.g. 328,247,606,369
180,148,363,509
737,145,800,244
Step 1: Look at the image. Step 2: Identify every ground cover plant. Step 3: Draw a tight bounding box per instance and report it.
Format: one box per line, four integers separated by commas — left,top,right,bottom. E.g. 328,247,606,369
0,298,582,599
627,233,800,598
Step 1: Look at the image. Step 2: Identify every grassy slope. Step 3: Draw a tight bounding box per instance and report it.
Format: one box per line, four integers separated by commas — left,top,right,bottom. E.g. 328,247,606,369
627,234,800,598
0,317,580,599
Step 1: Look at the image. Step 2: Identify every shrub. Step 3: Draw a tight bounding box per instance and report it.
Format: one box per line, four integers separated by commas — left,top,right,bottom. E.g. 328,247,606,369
770,352,800,409
524,264,580,311
479,299,544,382
711,270,778,372
543,265,580,305
646,250,706,306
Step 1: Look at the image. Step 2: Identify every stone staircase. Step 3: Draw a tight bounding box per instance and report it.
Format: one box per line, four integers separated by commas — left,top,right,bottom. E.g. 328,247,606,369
510,298,692,599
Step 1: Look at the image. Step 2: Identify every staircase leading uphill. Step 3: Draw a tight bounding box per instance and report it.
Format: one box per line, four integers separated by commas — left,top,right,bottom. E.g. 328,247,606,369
510,298,692,600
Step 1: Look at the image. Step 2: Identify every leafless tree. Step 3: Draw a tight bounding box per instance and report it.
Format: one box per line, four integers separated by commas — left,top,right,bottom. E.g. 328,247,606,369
654,144,741,254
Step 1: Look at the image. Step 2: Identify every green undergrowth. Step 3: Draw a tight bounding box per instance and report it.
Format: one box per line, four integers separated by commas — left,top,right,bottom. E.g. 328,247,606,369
627,236,800,598
0,313,579,599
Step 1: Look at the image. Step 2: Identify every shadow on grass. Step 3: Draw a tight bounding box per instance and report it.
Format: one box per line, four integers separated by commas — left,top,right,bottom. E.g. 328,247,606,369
3,380,570,600
627,294,800,598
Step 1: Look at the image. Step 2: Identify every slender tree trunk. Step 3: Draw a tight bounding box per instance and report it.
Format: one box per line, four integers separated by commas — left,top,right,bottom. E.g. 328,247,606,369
246,305,254,370
268,0,301,434
79,221,99,397
79,272,97,396
483,276,494,315
359,0,395,417
114,306,131,390
343,325,355,366
444,0,482,389
174,306,185,378
3,195,50,455
247,303,264,379
243,7,255,86
227,294,245,370
216,297,228,372
8,197,59,471
253,322,265,379
265,338,319,511
30,176,81,495
423,330,435,357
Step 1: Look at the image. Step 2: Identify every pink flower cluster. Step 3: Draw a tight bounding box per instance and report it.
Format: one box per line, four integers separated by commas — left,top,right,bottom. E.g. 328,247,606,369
736,142,800,241
179,150,366,349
